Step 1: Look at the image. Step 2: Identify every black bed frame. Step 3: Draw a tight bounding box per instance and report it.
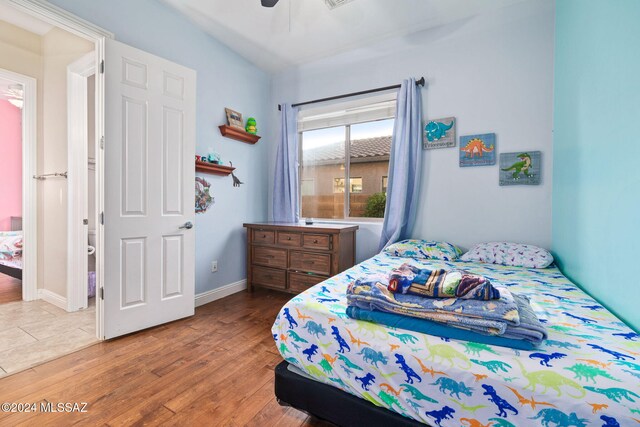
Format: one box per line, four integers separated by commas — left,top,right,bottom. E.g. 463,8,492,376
274,361,423,427
0,263,22,280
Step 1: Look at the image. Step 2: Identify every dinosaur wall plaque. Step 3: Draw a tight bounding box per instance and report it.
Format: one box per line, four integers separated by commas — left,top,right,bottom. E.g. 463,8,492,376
499,151,541,185
459,133,497,167
424,117,456,149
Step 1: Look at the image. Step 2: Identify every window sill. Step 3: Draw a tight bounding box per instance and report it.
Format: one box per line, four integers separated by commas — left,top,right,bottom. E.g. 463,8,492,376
301,218,384,227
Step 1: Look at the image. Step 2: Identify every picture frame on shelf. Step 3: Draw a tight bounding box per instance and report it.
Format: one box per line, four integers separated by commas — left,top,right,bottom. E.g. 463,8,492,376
225,108,244,129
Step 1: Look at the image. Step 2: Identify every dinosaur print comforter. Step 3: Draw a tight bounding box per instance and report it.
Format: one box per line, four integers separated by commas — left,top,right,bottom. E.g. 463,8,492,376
272,253,640,426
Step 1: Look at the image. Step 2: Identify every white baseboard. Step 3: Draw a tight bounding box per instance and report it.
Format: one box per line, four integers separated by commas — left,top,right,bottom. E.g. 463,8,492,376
38,289,68,310
195,279,247,307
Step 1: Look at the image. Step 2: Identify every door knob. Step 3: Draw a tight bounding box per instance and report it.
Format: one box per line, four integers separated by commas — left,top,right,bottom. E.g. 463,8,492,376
179,221,193,230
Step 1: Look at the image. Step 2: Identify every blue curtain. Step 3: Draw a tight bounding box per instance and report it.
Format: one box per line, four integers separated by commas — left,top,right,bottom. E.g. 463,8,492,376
378,78,423,250
273,103,300,223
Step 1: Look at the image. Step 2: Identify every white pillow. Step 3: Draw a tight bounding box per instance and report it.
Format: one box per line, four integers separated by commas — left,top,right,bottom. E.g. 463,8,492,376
460,242,554,269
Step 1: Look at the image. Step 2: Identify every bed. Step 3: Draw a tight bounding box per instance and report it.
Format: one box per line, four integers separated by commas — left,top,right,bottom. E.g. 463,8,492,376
0,230,23,280
272,252,640,426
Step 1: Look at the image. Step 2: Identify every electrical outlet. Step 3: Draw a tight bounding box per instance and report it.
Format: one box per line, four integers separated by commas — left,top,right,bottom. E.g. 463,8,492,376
211,260,218,273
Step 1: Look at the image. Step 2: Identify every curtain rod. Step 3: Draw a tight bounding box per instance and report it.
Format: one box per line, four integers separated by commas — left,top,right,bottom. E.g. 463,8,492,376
278,77,425,111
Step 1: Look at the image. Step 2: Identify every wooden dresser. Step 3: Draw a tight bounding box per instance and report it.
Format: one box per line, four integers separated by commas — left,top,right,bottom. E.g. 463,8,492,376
243,222,358,294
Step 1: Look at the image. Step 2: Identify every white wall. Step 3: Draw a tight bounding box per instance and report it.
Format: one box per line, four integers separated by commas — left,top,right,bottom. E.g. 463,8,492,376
40,28,94,297
269,0,554,260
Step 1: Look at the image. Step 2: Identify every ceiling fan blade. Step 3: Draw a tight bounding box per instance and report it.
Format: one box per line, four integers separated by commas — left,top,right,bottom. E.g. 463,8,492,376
261,0,279,7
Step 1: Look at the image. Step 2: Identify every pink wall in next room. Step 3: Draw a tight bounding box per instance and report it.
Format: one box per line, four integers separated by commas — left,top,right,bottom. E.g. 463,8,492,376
0,99,22,231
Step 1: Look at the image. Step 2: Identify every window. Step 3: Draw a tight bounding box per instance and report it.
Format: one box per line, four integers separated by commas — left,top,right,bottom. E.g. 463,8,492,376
299,95,394,220
350,178,362,193
382,176,388,193
333,177,363,194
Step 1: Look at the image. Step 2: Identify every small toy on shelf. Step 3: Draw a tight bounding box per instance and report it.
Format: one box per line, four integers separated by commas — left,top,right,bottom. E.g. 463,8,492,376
245,117,257,135
207,152,222,164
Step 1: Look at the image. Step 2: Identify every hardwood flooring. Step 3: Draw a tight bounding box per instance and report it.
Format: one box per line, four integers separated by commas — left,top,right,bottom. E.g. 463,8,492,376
0,289,333,426
0,272,22,304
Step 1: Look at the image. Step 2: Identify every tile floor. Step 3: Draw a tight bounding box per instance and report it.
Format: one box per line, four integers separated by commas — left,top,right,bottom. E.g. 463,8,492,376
0,298,97,377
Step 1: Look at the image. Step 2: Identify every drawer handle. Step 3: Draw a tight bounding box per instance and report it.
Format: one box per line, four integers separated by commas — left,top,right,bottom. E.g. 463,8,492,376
264,274,273,279
313,239,318,244
287,236,292,241
303,260,315,265
262,234,267,238
265,255,274,259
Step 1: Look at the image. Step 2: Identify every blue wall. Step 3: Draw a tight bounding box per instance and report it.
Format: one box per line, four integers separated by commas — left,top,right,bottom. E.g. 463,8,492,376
49,0,271,295
270,1,555,260
553,0,640,331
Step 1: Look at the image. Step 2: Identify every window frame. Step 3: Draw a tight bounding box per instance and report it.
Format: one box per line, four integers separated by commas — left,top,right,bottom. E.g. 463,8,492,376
298,118,393,223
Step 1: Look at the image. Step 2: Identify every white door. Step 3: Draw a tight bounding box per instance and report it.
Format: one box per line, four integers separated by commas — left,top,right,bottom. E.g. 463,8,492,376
103,39,196,339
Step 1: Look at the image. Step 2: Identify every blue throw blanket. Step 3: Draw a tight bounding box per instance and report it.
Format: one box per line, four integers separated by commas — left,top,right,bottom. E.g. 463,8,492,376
500,293,547,345
345,306,536,350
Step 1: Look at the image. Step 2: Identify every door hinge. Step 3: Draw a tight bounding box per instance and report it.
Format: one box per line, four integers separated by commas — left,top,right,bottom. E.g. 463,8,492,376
100,212,104,225
100,287,104,300
100,60,104,74
100,136,104,149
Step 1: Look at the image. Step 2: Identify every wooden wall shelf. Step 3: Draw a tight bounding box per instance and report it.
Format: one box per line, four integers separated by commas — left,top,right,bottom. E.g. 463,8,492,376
218,125,261,144
195,161,235,176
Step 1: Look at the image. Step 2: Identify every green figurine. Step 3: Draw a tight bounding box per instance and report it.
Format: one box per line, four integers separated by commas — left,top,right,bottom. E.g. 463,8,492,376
245,117,257,135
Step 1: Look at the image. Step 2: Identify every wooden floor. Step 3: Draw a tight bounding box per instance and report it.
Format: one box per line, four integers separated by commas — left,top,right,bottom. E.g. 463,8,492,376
0,272,22,304
0,289,332,426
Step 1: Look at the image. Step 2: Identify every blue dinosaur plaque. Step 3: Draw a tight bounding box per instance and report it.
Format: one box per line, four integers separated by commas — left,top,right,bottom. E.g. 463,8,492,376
499,151,541,185
423,117,456,149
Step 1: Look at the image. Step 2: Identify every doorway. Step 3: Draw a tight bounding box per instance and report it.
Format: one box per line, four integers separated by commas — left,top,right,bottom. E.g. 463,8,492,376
0,4,102,377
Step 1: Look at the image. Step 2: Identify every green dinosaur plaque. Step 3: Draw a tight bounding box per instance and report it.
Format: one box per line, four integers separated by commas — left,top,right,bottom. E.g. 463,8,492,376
499,151,541,185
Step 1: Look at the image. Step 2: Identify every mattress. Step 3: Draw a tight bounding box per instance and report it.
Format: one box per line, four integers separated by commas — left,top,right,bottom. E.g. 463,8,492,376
0,231,22,269
272,253,640,426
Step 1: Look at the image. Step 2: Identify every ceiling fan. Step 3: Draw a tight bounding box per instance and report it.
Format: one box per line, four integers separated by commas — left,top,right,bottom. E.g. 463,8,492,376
261,0,354,8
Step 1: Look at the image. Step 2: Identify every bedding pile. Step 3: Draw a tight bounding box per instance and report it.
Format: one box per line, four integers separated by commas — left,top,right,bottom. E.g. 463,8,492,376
346,268,547,346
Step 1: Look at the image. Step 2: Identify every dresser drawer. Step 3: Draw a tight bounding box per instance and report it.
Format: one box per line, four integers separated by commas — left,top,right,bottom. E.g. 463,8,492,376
252,229,275,245
277,231,302,247
288,272,328,293
253,246,287,269
290,251,331,275
303,233,331,251
253,266,286,290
